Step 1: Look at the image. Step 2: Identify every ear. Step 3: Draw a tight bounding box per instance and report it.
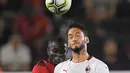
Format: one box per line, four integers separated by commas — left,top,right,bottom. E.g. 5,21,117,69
85,36,89,43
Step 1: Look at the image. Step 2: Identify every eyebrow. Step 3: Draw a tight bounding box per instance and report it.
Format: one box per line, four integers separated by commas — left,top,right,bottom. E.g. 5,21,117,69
76,32,80,34
68,34,72,37
68,32,80,36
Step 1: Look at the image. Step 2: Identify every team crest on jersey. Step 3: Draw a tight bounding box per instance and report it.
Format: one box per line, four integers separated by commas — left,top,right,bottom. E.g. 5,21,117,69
63,69,68,73
85,65,91,73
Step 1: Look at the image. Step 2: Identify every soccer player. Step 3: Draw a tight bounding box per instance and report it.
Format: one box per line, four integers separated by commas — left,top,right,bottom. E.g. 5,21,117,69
32,37,67,73
54,21,109,73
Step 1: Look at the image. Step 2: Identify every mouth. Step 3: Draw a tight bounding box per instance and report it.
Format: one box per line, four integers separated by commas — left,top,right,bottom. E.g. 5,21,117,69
73,42,80,44
72,44,80,48
50,54,65,65
51,53,65,57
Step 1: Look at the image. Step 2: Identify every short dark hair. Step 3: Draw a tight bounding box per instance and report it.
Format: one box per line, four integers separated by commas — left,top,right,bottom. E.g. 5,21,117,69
67,20,87,35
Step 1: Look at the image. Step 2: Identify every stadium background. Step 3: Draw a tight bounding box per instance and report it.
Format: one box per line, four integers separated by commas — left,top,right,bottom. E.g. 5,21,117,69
0,0,130,72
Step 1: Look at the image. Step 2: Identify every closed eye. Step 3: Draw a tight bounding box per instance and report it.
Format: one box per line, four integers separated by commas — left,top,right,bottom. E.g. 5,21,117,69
68,34,73,39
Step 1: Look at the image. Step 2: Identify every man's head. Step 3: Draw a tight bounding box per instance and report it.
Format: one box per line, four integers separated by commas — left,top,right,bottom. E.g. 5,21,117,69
9,35,22,49
67,21,89,54
47,37,67,65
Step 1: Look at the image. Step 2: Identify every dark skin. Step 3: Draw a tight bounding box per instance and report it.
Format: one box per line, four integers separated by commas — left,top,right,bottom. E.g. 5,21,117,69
68,28,90,63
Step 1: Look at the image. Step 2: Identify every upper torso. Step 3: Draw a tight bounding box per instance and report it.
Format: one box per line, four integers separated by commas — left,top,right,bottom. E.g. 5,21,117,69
54,57,109,73
0,43,31,70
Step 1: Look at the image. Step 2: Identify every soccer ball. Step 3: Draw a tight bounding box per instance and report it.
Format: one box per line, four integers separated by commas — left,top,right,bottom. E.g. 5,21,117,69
45,0,72,15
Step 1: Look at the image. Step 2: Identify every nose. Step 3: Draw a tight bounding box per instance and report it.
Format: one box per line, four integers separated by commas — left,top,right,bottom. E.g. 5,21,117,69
72,39,78,45
73,40,77,43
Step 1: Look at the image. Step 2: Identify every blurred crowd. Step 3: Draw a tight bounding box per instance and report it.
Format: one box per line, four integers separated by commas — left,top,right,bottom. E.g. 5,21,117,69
0,0,130,71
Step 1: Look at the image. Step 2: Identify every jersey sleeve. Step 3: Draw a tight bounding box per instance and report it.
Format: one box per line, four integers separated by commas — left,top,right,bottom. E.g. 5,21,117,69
54,62,64,73
95,62,109,73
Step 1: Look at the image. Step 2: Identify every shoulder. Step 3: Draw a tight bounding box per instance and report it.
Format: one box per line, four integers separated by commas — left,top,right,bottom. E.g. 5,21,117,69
92,57,107,66
0,44,10,51
92,57,109,73
54,60,69,73
95,58,108,68
32,60,47,73
0,44,11,56
55,60,69,69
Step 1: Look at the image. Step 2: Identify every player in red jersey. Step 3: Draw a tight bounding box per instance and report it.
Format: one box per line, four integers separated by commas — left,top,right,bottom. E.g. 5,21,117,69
32,37,67,73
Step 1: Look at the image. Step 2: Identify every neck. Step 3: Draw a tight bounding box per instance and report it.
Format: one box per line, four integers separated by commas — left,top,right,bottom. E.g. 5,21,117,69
71,48,90,63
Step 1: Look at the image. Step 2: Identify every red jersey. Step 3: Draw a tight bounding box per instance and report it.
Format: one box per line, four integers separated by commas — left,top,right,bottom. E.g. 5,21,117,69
32,60,55,73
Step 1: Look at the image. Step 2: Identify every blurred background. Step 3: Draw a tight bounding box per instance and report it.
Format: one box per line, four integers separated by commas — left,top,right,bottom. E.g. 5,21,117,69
0,0,130,72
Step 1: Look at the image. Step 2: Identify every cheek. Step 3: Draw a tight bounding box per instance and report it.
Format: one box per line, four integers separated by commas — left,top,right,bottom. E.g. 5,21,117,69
81,36,85,40
68,40,73,47
79,37,85,43
68,38,72,43
48,50,52,55
68,40,72,46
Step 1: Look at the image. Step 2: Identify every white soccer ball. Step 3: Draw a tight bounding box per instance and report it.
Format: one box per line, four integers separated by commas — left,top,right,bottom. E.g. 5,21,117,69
45,0,72,15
